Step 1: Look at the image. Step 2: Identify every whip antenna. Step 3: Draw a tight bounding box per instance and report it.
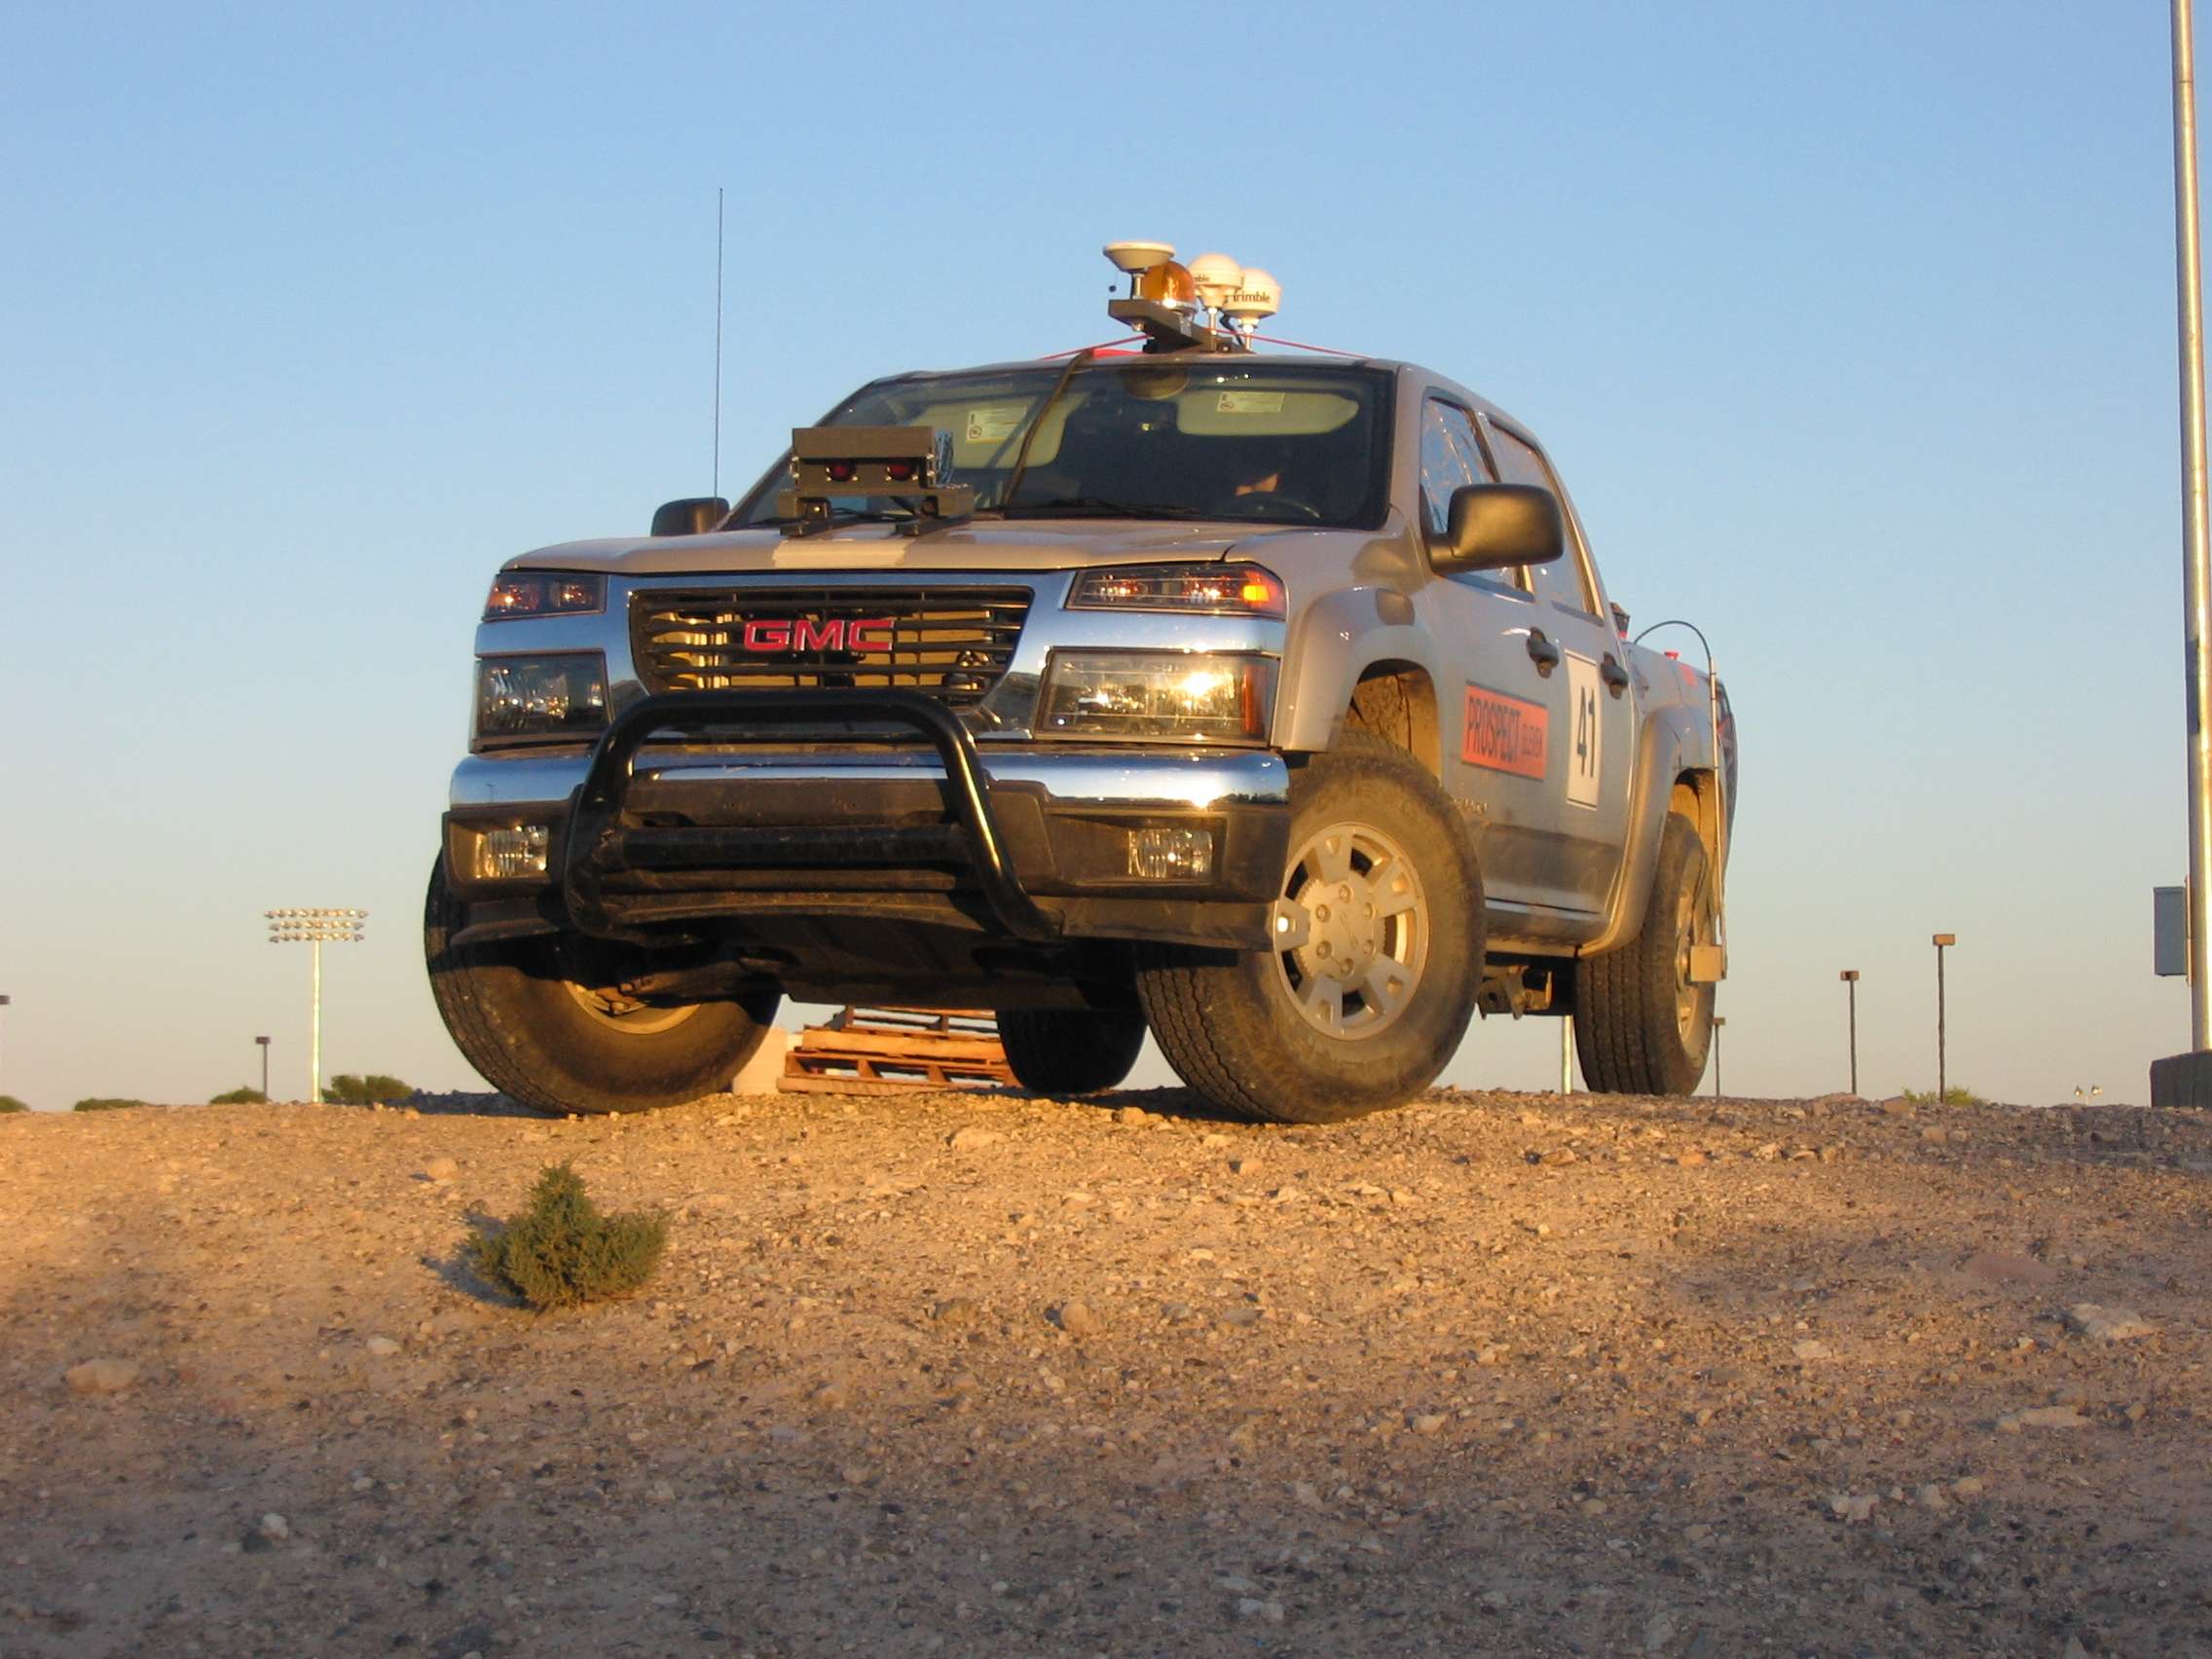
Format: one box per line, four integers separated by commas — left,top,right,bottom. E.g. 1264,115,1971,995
712,186,724,497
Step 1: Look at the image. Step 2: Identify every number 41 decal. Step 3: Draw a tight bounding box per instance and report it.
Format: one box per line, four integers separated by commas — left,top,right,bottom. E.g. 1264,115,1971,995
1565,653,1602,809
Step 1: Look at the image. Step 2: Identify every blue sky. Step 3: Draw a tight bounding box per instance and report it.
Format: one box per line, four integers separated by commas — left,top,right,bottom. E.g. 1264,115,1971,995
0,1,2191,1107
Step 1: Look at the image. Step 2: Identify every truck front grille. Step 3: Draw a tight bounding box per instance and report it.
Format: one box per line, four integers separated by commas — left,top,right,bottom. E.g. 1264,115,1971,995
629,587,1030,705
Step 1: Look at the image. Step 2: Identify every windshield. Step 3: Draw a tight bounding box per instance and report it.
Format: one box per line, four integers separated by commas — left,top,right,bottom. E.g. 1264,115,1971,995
731,360,1394,530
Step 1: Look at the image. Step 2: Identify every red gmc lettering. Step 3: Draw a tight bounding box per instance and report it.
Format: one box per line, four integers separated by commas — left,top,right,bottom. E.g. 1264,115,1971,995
738,616,895,653
741,619,792,650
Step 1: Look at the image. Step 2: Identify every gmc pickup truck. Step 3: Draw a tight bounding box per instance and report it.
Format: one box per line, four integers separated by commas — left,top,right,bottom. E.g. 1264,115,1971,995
425,251,1736,1123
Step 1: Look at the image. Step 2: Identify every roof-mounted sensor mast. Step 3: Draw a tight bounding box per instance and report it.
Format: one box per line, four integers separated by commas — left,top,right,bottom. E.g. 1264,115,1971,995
1103,242,1281,353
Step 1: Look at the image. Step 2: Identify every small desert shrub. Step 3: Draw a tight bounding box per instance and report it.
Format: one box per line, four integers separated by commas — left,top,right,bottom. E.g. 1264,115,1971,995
1901,1085,1986,1107
466,1162,667,1310
0,1095,28,1114
209,1087,269,1105
73,1097,148,1112
323,1073,414,1105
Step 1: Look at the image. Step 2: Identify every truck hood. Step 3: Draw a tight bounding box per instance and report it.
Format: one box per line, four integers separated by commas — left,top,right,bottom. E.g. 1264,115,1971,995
505,520,1357,576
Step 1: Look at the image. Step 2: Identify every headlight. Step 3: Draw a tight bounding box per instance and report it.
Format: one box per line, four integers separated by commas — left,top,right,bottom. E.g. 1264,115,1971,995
1069,563,1284,617
1040,651,1275,743
475,653,608,741
484,571,606,620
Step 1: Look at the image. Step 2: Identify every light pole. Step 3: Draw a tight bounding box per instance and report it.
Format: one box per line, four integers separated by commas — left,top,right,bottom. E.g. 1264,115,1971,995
266,909,366,1103
2176,0,2212,1050
1839,971,1860,1096
1711,1015,1725,1098
0,994,11,1097
255,1035,272,1099
1932,934,1956,1100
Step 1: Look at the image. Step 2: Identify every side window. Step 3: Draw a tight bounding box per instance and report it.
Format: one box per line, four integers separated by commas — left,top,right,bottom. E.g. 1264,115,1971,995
1419,400,1493,535
1487,425,1597,614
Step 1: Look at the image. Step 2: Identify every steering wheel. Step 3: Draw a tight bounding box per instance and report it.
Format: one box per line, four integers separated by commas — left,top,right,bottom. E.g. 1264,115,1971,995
1216,491,1324,523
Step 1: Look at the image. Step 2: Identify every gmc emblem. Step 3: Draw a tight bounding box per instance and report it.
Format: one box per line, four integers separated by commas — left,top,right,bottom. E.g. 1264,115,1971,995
739,616,894,653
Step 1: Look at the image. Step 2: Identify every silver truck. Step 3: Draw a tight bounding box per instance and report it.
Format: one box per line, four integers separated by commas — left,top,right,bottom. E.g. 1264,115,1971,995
425,257,1736,1123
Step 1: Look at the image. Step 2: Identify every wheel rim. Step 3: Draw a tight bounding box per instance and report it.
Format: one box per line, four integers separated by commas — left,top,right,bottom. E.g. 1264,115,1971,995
1270,819,1428,1039
1673,864,1711,1043
563,981,700,1037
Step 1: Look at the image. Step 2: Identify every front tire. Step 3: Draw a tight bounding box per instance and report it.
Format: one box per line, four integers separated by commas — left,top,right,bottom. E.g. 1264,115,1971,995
424,857,780,1116
1135,733,1482,1124
1573,811,1714,1096
998,1010,1147,1096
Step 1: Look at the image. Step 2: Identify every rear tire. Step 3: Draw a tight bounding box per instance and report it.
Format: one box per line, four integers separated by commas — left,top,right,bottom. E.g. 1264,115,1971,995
424,857,780,1116
1574,812,1714,1095
998,1010,1147,1096
1135,733,1482,1124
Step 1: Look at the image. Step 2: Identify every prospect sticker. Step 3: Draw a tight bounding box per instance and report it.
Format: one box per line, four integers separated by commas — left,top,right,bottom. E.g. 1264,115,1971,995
1461,683,1549,780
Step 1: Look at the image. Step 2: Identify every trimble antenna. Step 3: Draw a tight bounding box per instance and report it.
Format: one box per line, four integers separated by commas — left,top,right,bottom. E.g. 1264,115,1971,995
713,186,725,497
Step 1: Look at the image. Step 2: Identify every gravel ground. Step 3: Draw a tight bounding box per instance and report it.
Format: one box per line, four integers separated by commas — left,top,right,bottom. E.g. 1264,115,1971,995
4,1084,2210,1657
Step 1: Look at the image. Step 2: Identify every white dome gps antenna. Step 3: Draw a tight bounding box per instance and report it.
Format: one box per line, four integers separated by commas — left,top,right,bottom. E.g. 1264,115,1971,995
1103,240,1175,295
1220,267,1281,338
1187,252,1242,314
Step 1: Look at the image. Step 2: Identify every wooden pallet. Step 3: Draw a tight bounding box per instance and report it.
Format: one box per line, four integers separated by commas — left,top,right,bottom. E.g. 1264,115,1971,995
779,1006,1014,1094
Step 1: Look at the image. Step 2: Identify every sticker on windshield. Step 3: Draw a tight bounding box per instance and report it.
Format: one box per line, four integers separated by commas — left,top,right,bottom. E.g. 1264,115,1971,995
1215,389,1286,416
965,404,1024,444
1461,684,1548,780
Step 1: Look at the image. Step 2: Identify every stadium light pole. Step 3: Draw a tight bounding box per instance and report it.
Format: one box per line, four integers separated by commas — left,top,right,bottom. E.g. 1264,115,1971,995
1839,971,1860,1096
266,909,366,1104
255,1034,272,1099
1932,934,1956,1099
0,994,11,1097
1711,1015,1725,1098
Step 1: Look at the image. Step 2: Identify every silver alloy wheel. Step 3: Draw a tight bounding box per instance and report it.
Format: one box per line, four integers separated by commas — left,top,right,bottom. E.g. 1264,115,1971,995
1672,863,1709,1043
1270,819,1428,1039
563,981,700,1037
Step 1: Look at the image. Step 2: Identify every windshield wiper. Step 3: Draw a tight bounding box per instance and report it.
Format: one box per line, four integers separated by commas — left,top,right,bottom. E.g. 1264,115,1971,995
1001,496,1210,520
977,349,1097,516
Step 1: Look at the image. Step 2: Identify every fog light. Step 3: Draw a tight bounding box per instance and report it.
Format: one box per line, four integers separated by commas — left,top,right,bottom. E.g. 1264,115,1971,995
1127,827,1213,880
477,824,550,881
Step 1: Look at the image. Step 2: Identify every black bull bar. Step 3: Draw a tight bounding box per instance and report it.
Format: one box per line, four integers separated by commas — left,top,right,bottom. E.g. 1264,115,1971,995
561,690,1061,944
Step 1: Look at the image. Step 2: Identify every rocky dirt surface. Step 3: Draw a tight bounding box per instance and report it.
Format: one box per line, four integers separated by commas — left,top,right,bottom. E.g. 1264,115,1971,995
5,1085,2212,1657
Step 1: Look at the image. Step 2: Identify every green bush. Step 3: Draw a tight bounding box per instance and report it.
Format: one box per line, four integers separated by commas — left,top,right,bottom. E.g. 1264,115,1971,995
73,1097,149,1113
466,1162,667,1311
323,1073,414,1105
209,1087,269,1105
0,1095,28,1114
1902,1085,1986,1108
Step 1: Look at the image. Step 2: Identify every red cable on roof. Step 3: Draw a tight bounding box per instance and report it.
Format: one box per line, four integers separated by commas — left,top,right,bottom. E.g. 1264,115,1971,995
1243,332,1362,357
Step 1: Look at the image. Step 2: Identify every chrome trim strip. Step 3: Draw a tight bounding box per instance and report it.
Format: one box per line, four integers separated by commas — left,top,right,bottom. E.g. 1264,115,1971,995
450,746,1289,813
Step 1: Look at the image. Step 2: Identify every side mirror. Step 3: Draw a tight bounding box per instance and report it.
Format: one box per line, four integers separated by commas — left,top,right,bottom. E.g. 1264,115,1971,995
650,497,730,536
1430,484,1563,574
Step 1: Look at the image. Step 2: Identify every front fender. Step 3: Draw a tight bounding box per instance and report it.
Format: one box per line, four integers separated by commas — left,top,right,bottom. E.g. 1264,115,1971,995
1272,587,1444,755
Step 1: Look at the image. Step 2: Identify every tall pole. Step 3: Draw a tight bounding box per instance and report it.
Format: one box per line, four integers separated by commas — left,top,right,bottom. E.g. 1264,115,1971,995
1933,934,1955,1098
310,939,322,1105
256,1036,271,1099
2178,0,2212,1048
1840,971,1860,1096
1560,1014,1573,1093
0,994,11,1097
1711,1015,1724,1098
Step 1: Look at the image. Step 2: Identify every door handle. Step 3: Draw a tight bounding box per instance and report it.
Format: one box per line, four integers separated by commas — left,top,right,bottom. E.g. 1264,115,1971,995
1601,653,1630,698
1525,629,1560,677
